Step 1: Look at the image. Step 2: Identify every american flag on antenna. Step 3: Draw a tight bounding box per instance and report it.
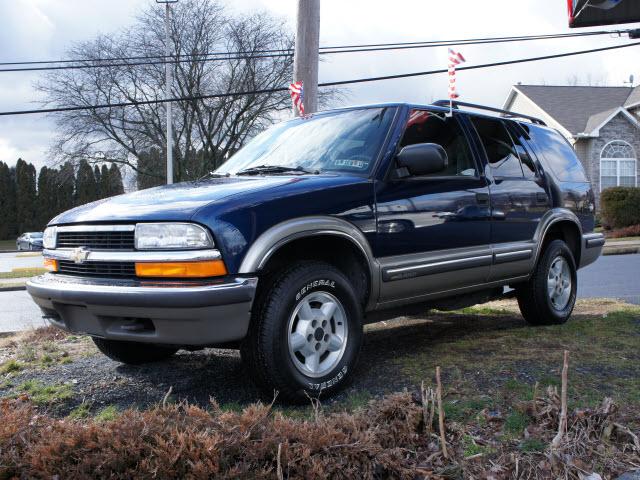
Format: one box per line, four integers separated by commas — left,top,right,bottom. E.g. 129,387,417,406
289,81,305,115
448,48,466,99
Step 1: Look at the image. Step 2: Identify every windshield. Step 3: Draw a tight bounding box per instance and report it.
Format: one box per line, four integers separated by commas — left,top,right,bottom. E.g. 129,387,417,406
215,107,395,176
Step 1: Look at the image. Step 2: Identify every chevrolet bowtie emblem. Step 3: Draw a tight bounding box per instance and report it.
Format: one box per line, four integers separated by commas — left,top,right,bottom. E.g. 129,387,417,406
71,247,90,264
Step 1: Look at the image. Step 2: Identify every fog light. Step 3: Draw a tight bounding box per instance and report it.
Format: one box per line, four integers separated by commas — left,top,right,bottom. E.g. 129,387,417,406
135,260,227,278
43,258,58,272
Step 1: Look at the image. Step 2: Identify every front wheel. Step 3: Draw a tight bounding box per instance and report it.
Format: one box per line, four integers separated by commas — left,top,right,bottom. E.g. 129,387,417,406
517,239,577,325
92,337,178,365
241,261,363,403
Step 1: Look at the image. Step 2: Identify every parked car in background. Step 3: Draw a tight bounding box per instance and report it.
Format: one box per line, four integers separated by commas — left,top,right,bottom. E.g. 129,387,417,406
16,232,43,251
27,101,603,403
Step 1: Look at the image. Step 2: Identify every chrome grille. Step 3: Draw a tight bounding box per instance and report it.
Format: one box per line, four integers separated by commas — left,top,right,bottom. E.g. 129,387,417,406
57,260,136,278
57,230,135,250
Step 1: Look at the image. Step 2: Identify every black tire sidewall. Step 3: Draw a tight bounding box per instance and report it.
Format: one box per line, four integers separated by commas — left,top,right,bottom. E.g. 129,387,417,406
268,264,362,397
538,240,577,322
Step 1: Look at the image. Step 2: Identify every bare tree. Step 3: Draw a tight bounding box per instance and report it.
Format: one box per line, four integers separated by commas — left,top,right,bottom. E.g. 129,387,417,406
564,73,608,87
38,0,296,184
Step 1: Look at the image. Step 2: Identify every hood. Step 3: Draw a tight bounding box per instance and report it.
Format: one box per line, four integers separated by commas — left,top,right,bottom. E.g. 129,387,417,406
50,176,296,225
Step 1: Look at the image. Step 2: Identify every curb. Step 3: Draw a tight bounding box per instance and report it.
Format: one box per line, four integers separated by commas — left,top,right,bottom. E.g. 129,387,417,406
602,246,640,256
0,250,19,254
0,285,27,292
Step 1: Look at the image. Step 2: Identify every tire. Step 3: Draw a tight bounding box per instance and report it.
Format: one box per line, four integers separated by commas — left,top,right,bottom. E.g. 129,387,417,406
241,261,363,403
92,337,178,365
517,239,577,325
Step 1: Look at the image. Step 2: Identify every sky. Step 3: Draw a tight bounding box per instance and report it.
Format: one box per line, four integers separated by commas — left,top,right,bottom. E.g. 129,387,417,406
1,0,640,170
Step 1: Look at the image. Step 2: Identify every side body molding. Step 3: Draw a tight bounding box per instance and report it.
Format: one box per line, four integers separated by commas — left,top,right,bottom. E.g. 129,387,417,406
238,216,381,310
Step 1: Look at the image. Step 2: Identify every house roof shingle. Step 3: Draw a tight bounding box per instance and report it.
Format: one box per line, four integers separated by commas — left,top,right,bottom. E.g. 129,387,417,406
515,85,634,135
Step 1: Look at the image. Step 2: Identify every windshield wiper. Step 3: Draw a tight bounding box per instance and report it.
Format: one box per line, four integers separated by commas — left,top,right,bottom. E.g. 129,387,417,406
236,164,318,176
195,172,230,182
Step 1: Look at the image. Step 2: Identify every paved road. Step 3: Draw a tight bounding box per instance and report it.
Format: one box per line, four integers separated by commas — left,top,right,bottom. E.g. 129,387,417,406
0,251,43,272
0,290,47,333
577,253,640,305
0,254,638,333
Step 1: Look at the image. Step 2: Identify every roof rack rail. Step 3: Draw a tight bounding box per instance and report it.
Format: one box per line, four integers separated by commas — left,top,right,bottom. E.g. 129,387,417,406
431,100,547,126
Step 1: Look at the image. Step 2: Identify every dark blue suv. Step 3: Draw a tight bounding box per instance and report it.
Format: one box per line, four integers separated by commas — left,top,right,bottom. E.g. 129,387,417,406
27,101,604,402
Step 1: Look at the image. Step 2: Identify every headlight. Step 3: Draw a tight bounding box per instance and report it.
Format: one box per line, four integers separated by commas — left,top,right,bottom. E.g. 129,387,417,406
43,227,57,249
135,223,213,250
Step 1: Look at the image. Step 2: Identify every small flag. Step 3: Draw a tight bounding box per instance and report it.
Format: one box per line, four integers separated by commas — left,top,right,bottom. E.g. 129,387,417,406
289,81,305,115
448,48,466,100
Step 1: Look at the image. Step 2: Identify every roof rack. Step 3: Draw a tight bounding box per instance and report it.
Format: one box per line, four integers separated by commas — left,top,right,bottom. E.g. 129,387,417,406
431,100,547,126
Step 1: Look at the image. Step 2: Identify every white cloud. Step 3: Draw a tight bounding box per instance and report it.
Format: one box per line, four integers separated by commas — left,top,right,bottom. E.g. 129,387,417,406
1,0,640,168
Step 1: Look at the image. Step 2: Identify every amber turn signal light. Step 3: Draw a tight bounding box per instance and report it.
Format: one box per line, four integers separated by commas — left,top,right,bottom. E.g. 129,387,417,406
43,258,58,272
135,260,227,278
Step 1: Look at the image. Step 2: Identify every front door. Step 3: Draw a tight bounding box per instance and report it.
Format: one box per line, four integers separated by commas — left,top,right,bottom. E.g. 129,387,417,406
375,109,492,304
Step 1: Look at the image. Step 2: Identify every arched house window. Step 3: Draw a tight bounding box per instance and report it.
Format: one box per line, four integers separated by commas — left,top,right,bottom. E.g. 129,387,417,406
600,140,637,191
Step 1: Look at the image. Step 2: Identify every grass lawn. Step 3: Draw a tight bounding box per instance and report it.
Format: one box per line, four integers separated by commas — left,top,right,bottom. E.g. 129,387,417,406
0,240,16,251
388,298,640,411
0,268,47,279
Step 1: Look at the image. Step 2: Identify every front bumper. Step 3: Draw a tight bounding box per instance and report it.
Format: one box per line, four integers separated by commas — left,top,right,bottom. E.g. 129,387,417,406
27,273,258,346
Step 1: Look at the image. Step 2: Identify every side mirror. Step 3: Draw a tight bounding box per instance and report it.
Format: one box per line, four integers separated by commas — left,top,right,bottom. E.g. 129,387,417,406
396,143,448,177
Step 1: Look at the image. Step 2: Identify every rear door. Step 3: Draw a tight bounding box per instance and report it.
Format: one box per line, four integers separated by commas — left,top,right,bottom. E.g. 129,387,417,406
467,116,550,281
375,109,492,304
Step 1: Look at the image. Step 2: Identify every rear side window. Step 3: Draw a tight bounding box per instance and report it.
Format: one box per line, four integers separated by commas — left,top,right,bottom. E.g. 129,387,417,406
527,125,588,182
470,116,524,178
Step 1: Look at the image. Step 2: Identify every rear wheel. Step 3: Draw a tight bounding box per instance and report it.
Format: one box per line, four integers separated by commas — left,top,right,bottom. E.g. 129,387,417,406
517,239,577,325
92,337,178,365
241,261,363,403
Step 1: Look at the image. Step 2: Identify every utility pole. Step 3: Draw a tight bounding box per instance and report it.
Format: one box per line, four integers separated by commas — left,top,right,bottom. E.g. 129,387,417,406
292,0,320,116
157,0,177,184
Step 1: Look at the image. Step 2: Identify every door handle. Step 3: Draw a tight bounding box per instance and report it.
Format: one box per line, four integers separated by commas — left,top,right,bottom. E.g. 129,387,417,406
476,192,489,205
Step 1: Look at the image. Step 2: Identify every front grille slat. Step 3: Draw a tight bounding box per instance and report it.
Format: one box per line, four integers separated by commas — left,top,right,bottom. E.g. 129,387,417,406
57,231,135,250
55,227,137,278
58,260,136,278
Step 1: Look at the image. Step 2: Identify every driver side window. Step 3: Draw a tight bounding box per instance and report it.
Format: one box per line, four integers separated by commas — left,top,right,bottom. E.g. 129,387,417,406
399,110,477,177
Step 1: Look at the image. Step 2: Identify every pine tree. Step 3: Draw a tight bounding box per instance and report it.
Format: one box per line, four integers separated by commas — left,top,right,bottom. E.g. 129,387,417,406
99,165,110,199
137,149,165,190
94,165,102,199
107,164,124,196
0,162,18,239
36,166,51,230
57,162,75,212
15,159,37,233
75,160,97,206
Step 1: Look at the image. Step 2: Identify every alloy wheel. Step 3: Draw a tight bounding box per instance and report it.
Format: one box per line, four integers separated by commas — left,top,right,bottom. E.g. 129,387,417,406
287,291,348,378
547,256,572,310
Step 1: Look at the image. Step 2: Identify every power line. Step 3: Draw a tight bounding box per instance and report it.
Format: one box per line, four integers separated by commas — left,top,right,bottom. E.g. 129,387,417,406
0,29,623,67
0,30,630,73
1,40,638,117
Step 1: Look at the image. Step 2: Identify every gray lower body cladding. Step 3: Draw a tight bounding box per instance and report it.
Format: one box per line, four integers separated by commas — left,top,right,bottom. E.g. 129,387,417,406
27,274,258,346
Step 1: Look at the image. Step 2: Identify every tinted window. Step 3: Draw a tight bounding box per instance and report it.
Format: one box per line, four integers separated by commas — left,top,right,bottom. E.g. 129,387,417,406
471,117,524,178
399,110,477,177
527,125,589,182
508,124,538,179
